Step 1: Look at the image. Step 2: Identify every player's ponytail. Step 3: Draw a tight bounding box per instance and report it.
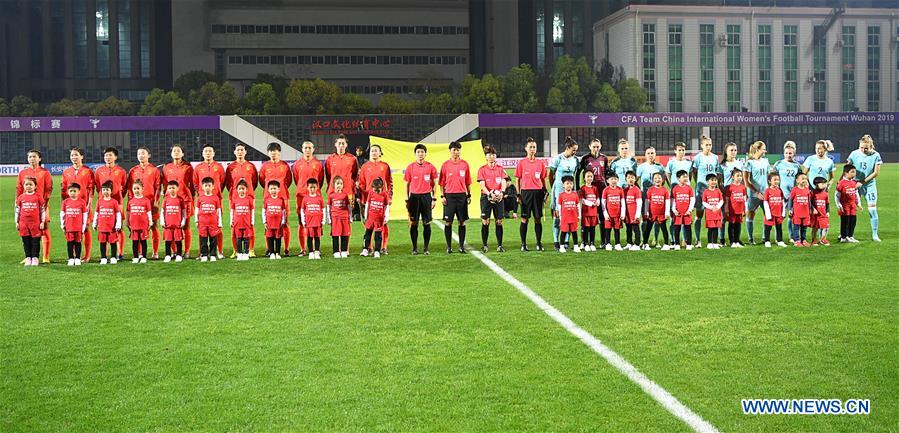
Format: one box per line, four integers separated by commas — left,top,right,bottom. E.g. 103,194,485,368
749,141,766,160
564,136,578,150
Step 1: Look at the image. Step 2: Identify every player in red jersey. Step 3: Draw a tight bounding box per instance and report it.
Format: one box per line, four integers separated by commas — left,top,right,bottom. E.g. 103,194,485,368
327,176,353,258
292,141,324,256
263,180,288,259
578,170,600,251
224,143,259,256
195,177,223,262
193,145,226,257
93,181,123,264
62,147,95,261
325,134,359,195
439,141,472,254
622,171,643,250
300,178,326,260
555,175,581,253
810,176,831,246
477,145,507,253
762,172,788,247
60,183,88,266
230,180,255,261
16,150,52,263
94,147,128,258
360,177,390,258
670,170,696,250
701,174,724,249
601,172,625,250
724,169,748,248
126,180,154,263
643,172,671,250
260,142,293,255
358,144,393,252
835,164,861,243
514,137,548,251
160,181,186,262
15,176,46,266
789,173,813,246
127,147,162,258
405,143,438,255
162,145,195,257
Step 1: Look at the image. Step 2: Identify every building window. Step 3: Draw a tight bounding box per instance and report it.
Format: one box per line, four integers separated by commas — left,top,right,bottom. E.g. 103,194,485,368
867,26,880,111
783,25,798,112
726,24,741,112
643,23,656,110
552,1,565,61
841,26,856,111
536,2,545,71
96,0,110,79
668,24,683,112
73,0,88,78
699,24,714,112
757,25,771,112
813,25,827,112
140,0,151,78
214,50,225,80
118,0,132,78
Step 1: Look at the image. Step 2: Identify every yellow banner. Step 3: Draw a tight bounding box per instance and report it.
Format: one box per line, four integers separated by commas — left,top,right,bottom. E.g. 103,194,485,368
370,136,487,221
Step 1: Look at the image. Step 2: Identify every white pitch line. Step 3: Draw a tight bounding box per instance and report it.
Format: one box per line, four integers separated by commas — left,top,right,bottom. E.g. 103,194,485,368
434,221,720,433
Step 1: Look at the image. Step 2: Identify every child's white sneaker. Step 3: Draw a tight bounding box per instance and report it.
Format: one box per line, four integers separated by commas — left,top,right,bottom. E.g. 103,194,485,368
614,244,623,251
110,257,118,264
269,254,277,260
74,259,82,266
848,237,859,243
642,244,651,251
139,257,147,263
174,255,182,262
661,245,671,251
341,251,349,258
573,245,581,253
731,243,738,248
624,243,632,250
685,244,693,251
559,245,567,253
132,258,139,264
765,241,772,248
309,253,316,260
777,241,788,247
605,244,613,251
100,258,108,265
209,256,217,262
163,255,172,263
628,245,638,251
67,259,75,266
217,253,224,260
360,248,370,257
673,244,681,251
373,251,381,259
334,252,341,259
200,256,208,262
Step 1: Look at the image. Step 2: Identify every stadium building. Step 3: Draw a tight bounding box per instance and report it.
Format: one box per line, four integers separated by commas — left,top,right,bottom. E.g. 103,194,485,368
593,3,899,113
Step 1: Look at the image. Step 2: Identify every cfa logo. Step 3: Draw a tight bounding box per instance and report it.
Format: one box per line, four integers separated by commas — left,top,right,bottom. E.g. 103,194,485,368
620,115,639,123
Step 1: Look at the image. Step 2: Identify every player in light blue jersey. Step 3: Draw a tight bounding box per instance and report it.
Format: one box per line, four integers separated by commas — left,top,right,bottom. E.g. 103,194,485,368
665,142,693,185
610,139,638,184
847,134,883,241
773,141,802,241
637,147,667,244
802,139,836,186
691,135,721,246
637,147,666,191
666,142,693,239
548,136,580,250
720,142,745,187
743,140,770,244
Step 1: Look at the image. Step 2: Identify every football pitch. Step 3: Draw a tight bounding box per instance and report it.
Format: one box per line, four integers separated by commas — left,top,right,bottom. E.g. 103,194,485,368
1,167,896,432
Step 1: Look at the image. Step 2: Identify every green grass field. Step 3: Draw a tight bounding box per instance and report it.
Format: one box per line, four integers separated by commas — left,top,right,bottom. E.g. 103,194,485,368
1,166,897,432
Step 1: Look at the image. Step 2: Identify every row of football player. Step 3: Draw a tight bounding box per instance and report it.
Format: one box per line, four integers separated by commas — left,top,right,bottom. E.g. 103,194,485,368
15,161,865,266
